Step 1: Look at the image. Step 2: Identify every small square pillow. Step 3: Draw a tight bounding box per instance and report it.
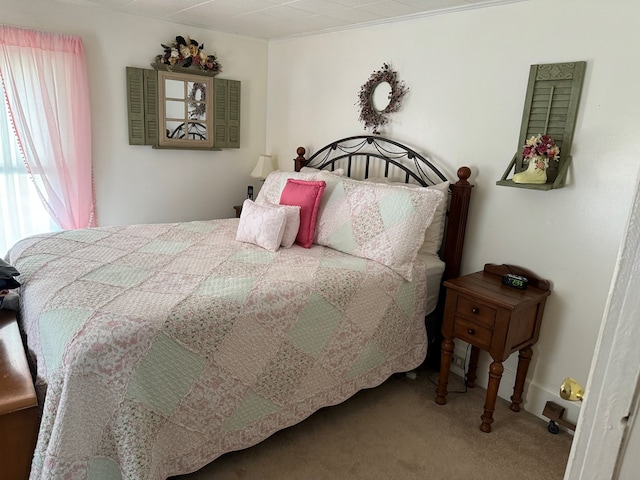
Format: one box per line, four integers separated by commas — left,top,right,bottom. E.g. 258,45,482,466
279,179,326,248
236,199,286,252
264,202,301,248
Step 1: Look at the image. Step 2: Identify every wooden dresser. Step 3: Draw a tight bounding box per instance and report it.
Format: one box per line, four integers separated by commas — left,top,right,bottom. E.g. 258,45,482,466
0,309,39,480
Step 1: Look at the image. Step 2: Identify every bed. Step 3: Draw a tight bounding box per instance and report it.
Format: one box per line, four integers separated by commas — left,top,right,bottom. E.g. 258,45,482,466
7,135,472,480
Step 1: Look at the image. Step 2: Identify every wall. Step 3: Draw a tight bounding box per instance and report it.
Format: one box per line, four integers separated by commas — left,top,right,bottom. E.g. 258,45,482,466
1,0,269,226
266,0,640,424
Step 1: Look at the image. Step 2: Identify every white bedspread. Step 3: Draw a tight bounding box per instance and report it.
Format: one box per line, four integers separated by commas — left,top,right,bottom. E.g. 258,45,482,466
9,219,430,479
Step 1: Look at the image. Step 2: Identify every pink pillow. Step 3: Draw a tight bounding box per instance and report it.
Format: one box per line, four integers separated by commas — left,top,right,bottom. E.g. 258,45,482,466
279,179,326,248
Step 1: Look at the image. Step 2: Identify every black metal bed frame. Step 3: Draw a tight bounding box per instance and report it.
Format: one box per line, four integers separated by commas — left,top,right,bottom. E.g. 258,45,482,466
297,135,448,187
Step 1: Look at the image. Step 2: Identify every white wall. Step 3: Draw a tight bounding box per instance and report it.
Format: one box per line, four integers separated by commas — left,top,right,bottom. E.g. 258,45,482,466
266,0,640,424
1,0,269,225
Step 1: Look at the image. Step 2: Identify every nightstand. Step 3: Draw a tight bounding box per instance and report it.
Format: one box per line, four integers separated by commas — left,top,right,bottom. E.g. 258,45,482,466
435,263,551,432
233,205,242,218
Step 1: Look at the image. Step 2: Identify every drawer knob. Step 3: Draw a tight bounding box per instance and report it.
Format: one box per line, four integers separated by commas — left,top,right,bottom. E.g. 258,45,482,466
467,328,476,335
472,307,479,314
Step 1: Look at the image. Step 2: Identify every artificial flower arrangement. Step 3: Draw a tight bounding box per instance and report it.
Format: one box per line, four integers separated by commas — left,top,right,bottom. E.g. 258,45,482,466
522,134,560,170
155,35,222,73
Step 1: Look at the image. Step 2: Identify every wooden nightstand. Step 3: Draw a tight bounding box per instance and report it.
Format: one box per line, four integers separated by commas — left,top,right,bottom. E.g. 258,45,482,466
233,205,243,218
435,263,551,432
0,310,39,479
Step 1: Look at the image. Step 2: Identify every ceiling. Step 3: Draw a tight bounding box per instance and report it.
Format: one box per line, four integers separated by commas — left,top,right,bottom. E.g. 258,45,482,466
61,0,521,40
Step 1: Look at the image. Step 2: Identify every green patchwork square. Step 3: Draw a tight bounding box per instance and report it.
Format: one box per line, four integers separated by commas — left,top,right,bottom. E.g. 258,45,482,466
224,391,278,432
176,221,218,233
57,229,112,243
320,256,366,271
396,281,415,316
39,308,93,372
347,343,386,379
82,264,152,288
138,239,189,255
14,253,57,276
230,250,276,264
287,293,341,356
379,190,415,228
126,333,207,416
196,277,255,303
327,222,358,254
87,457,123,480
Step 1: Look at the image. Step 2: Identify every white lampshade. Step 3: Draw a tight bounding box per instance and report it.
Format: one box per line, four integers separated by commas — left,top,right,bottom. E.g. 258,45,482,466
250,154,274,180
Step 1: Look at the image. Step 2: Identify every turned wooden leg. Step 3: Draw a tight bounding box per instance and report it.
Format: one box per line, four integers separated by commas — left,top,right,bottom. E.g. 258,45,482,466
435,337,454,405
465,346,480,388
509,346,533,412
480,360,504,433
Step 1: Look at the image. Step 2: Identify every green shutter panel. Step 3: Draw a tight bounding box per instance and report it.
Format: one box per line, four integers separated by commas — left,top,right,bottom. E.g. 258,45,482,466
126,67,158,146
143,69,158,146
213,78,228,148
517,61,586,160
498,61,586,190
227,80,241,148
213,78,241,148
126,67,145,145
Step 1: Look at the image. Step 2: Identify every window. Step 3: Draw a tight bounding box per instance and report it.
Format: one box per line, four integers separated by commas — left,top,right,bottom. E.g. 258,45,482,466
0,100,59,256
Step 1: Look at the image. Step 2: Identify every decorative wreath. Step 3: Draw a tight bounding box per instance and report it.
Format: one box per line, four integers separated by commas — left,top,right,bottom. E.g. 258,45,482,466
188,82,207,119
357,63,408,134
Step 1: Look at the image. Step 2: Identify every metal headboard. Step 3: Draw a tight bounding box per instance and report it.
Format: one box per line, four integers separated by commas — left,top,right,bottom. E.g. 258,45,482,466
295,135,448,186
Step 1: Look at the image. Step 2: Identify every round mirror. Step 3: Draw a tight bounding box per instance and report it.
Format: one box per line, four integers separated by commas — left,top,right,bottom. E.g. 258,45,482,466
371,81,392,112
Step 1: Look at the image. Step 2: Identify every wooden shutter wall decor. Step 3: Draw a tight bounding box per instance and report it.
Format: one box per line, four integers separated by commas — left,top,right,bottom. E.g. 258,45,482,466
497,61,586,190
125,66,240,149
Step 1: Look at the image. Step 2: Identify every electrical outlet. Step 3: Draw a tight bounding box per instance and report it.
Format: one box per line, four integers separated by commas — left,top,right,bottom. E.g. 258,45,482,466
451,354,465,368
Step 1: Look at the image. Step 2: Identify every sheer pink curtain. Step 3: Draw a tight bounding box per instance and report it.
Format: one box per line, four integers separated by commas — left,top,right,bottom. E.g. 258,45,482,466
0,25,96,229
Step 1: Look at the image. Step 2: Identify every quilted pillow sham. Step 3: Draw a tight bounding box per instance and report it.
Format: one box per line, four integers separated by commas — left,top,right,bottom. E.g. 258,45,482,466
279,179,326,248
347,177,450,256
313,173,444,280
236,199,286,252
256,169,340,207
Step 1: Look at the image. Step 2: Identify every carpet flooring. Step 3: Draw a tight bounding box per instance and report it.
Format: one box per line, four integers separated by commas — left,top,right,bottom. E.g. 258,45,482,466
176,370,572,479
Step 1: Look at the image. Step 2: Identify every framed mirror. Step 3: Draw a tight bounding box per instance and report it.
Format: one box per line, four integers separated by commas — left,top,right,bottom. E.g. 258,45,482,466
158,70,214,148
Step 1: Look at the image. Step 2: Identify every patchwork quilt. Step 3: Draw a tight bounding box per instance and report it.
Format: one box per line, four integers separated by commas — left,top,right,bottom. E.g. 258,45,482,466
8,219,430,480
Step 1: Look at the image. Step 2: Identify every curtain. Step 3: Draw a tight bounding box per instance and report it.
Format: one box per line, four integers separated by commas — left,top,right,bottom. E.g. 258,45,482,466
0,98,58,256
0,25,96,233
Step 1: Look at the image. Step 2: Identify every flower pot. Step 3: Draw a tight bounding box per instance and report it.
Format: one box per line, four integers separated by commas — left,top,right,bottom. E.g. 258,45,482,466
513,157,547,184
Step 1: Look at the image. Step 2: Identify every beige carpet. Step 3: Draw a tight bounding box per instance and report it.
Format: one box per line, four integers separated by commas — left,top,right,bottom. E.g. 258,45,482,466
175,370,572,480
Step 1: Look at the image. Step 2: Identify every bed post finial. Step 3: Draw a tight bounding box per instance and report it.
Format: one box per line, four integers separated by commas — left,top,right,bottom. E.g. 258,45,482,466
456,166,471,186
294,147,307,172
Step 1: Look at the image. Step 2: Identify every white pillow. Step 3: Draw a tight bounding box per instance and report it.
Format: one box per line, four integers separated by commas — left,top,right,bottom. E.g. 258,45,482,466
236,200,286,252
256,169,342,206
420,181,450,256
264,202,301,248
301,166,345,176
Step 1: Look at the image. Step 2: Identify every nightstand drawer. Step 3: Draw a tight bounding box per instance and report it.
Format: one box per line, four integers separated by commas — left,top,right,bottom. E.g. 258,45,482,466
452,316,493,350
456,295,496,329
